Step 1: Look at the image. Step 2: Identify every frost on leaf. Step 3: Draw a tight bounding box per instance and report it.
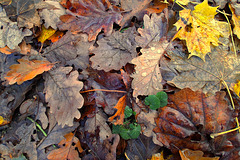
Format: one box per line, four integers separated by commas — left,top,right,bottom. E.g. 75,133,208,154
135,13,167,48
167,43,240,95
44,67,84,127
58,0,122,41
131,41,169,98
174,0,229,60
154,88,237,155
90,28,137,72
5,58,54,85
0,6,32,49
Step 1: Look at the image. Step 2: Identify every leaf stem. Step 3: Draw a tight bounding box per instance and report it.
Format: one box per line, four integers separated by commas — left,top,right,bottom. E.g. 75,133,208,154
80,89,127,93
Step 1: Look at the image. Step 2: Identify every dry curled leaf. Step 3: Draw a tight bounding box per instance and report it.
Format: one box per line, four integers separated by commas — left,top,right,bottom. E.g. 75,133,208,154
5,58,54,85
44,67,84,127
47,132,83,160
58,0,122,41
154,88,239,157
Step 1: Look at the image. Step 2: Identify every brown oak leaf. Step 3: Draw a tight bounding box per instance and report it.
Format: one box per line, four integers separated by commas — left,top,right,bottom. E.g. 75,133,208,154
131,40,170,98
90,27,137,72
154,88,240,157
58,0,122,41
44,67,84,127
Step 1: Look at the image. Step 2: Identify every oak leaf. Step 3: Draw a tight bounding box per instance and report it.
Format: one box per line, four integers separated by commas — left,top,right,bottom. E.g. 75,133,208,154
154,88,238,156
173,0,229,60
58,0,122,41
167,42,240,95
131,41,169,98
135,13,168,48
44,67,84,127
47,132,83,160
179,149,219,160
90,27,137,72
108,95,127,125
4,58,54,85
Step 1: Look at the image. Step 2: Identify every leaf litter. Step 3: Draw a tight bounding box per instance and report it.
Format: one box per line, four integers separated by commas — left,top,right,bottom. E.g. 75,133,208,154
0,0,240,159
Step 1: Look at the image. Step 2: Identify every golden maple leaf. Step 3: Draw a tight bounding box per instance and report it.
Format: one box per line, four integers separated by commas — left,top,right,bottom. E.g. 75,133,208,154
5,58,54,85
229,4,240,39
173,0,229,60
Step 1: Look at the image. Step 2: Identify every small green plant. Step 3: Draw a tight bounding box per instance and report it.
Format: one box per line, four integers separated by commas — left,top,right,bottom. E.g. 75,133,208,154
145,91,168,110
112,106,141,140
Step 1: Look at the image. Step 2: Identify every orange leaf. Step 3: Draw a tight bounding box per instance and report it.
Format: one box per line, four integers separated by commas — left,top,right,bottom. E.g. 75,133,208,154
108,95,127,125
0,46,17,55
38,25,56,44
5,58,54,85
47,132,83,160
179,149,219,160
145,3,168,14
48,31,64,43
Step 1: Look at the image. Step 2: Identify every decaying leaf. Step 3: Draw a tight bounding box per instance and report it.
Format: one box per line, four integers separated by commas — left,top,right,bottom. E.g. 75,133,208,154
45,31,93,70
108,95,127,125
131,40,169,98
5,58,54,85
44,67,84,127
47,132,83,160
0,6,32,49
135,13,168,48
58,0,122,41
174,0,229,60
90,27,137,72
154,88,238,155
39,0,66,30
179,149,219,160
19,41,31,55
167,43,240,95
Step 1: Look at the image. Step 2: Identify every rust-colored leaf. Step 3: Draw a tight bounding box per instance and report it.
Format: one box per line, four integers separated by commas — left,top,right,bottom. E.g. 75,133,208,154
179,149,219,160
4,58,54,85
154,88,238,156
48,31,64,43
0,46,17,55
108,95,127,125
47,132,83,160
58,0,122,41
145,2,168,14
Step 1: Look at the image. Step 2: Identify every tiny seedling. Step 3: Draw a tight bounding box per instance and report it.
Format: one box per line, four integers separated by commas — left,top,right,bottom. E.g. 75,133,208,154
145,91,168,110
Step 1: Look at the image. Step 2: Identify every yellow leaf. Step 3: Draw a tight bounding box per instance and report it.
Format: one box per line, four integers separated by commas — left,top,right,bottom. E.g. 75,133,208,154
5,58,54,85
173,0,229,60
234,81,240,97
108,95,127,125
0,116,10,126
229,4,240,39
38,25,56,44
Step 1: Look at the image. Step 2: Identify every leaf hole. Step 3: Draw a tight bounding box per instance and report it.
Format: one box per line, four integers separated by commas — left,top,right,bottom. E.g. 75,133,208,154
72,142,76,146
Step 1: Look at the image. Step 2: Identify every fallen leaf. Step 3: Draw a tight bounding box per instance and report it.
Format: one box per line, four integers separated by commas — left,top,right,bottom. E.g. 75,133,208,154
154,88,238,155
47,132,83,160
108,95,127,125
39,0,66,30
44,67,84,127
0,6,32,49
167,42,240,95
58,0,122,41
175,0,189,5
0,46,17,55
234,81,240,97
229,4,240,39
45,31,93,70
120,0,151,27
38,25,56,44
145,2,168,14
135,13,168,48
5,58,54,85
173,0,229,60
90,27,137,72
131,40,170,98
48,31,64,43
179,149,219,160
0,115,10,126
19,41,31,55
